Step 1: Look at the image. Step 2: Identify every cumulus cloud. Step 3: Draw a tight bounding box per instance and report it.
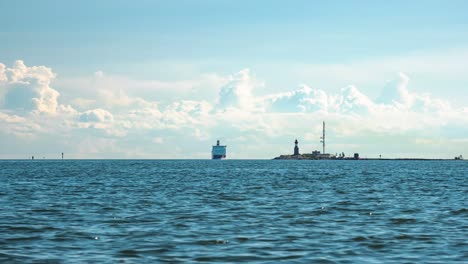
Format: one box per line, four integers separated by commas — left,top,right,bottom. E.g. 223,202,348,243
77,108,128,137
124,103,162,129
336,85,375,115
264,83,374,115
0,111,41,137
412,94,452,112
57,70,226,111
0,63,7,82
79,108,114,123
152,137,164,144
376,72,452,113
378,72,412,107
94,70,104,78
97,88,146,110
216,69,263,111
261,72,452,117
0,60,466,159
0,60,61,114
158,100,212,129
266,85,328,113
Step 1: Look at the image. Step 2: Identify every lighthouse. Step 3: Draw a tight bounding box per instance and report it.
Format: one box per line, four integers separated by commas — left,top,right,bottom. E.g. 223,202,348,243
293,139,300,156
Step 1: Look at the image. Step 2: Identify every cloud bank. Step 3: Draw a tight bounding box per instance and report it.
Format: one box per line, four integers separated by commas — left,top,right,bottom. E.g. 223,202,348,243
0,60,466,159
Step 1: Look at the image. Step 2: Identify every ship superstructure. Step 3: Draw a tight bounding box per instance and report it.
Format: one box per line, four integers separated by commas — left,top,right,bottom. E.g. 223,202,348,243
211,140,227,159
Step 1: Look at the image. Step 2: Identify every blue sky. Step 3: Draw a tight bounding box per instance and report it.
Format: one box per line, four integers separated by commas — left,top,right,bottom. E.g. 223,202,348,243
0,1,467,158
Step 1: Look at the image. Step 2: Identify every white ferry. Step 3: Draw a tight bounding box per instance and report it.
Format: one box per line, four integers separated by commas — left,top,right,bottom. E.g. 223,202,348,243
212,140,227,159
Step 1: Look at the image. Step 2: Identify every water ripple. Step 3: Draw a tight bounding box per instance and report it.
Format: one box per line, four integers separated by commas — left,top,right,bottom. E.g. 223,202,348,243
0,159,467,263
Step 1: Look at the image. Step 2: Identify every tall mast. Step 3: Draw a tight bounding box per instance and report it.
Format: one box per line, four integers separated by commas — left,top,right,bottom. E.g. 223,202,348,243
320,121,325,154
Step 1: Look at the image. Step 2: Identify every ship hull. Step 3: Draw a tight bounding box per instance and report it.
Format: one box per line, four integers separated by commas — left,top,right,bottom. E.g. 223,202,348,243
212,141,227,159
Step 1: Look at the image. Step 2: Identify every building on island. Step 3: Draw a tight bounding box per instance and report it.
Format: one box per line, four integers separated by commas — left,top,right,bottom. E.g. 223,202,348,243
311,151,334,159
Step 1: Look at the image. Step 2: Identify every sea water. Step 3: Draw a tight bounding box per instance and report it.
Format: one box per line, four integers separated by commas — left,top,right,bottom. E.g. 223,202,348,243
0,160,467,263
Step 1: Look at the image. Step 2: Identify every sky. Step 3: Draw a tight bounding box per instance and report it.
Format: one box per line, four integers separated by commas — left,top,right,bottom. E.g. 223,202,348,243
0,0,468,159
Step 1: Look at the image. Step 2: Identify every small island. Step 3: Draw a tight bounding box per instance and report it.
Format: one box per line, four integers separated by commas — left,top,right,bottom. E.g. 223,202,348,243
273,138,359,160
274,122,360,160
272,121,463,161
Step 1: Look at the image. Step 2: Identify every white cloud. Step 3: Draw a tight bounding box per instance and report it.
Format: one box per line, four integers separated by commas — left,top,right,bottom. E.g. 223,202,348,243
290,48,468,108
97,87,145,110
377,72,412,107
124,103,163,129
0,111,41,137
77,108,127,137
56,70,226,111
79,108,114,123
216,69,263,111
265,85,329,113
0,63,7,83
0,60,61,114
94,70,104,78
0,60,467,159
336,85,375,115
152,137,164,144
374,72,453,113
412,94,452,112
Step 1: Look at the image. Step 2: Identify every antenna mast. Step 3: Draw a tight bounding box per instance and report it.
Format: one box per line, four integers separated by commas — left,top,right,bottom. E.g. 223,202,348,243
320,121,325,154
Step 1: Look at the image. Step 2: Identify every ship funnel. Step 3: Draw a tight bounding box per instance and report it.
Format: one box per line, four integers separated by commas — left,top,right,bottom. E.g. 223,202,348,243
217,140,220,146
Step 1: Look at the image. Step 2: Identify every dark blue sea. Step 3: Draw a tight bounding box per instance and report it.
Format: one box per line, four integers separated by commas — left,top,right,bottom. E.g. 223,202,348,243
0,160,467,263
